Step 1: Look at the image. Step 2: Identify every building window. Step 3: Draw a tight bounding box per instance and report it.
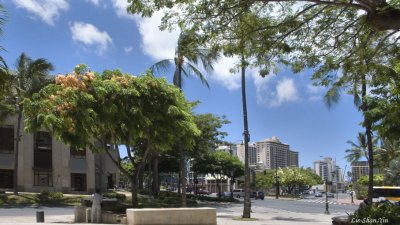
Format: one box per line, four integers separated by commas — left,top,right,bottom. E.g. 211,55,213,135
34,170,53,186
0,169,13,188
35,132,52,150
70,147,86,159
71,173,86,191
0,125,14,154
34,132,52,169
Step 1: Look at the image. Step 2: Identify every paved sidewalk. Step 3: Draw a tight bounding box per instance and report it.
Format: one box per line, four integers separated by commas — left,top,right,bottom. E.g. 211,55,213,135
0,204,339,225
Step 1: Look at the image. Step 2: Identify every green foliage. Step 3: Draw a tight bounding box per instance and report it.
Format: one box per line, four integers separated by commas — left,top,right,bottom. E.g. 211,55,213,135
350,202,400,225
193,150,244,179
36,190,63,202
103,192,126,201
0,194,7,205
256,170,275,190
23,66,200,207
278,167,323,194
357,174,384,186
383,156,400,186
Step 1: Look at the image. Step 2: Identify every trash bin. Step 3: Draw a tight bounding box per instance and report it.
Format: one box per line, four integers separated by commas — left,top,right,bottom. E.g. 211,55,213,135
36,211,44,223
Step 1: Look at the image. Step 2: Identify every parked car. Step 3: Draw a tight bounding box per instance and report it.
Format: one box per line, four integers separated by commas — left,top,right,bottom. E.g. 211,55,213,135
219,192,231,198
326,192,334,198
233,189,245,198
315,192,323,197
197,189,210,195
257,191,265,200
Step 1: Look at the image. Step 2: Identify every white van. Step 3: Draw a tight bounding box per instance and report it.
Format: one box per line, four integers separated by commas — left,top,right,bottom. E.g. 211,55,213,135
233,189,245,198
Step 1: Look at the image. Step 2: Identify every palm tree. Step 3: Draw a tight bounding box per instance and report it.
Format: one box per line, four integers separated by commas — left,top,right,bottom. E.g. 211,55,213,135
345,132,369,163
384,156,400,186
150,31,218,206
7,53,54,195
375,138,400,169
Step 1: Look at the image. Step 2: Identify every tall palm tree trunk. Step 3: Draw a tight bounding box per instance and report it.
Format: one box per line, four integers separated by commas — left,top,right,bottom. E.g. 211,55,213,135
240,54,251,218
13,110,22,195
152,153,160,198
361,72,374,204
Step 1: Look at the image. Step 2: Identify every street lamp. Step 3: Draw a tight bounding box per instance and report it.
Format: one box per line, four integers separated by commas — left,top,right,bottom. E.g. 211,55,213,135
275,150,280,199
324,178,330,214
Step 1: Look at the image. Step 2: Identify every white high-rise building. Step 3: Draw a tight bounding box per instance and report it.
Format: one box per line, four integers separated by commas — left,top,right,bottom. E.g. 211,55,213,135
236,136,299,170
314,157,344,190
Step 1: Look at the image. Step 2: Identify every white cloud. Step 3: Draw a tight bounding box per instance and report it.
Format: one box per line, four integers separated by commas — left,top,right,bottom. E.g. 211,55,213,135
307,84,325,94
12,0,69,26
124,46,133,54
134,11,179,61
86,0,101,6
253,73,300,107
69,22,112,55
210,56,241,91
111,0,137,20
307,84,326,102
272,78,299,106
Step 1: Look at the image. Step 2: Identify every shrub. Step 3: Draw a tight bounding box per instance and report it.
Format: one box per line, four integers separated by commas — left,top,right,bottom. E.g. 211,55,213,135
0,194,7,205
138,189,150,195
349,202,400,225
103,192,126,201
36,190,63,202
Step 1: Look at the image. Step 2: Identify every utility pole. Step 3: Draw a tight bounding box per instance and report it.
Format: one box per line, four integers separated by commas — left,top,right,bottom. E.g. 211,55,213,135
275,151,279,199
324,178,330,214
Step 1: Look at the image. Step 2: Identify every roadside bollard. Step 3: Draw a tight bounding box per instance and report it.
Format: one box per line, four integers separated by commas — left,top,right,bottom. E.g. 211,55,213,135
86,208,91,223
36,211,44,223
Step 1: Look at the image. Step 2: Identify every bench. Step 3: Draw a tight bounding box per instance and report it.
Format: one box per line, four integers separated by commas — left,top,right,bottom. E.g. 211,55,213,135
126,207,216,225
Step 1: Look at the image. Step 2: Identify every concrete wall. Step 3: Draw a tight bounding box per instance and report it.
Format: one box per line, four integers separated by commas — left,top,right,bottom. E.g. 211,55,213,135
0,115,120,194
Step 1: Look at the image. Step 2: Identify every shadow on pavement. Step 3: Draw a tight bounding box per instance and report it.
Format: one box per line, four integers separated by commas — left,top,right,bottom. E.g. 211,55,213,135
272,216,321,222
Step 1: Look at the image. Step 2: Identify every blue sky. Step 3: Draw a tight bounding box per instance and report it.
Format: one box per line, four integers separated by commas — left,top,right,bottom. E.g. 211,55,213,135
2,0,364,176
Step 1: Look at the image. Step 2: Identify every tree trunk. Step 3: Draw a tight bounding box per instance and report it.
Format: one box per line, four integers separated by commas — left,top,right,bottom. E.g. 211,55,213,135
138,171,144,189
131,177,138,208
216,177,221,197
179,146,187,207
152,154,160,199
361,71,374,204
241,53,251,218
13,111,22,195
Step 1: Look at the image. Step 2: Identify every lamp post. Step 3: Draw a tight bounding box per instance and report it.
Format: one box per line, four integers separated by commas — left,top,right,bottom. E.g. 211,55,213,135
324,178,330,214
275,151,280,199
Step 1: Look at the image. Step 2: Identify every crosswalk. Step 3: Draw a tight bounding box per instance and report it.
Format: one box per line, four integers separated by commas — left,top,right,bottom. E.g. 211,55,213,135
299,198,345,205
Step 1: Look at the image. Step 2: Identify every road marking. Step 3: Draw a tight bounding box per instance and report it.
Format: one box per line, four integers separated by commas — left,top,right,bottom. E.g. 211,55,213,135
298,199,348,205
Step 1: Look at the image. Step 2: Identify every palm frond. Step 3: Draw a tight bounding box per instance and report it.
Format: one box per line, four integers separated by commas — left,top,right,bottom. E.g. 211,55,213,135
323,85,341,109
150,59,173,76
185,62,209,89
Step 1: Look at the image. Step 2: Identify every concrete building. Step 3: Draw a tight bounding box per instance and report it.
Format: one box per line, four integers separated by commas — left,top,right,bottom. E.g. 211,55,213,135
288,150,299,167
216,145,237,156
350,161,380,182
255,136,299,169
0,116,119,193
236,143,257,165
314,157,344,191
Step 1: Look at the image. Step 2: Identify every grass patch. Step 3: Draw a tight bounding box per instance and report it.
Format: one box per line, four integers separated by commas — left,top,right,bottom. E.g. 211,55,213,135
232,217,258,221
0,193,85,207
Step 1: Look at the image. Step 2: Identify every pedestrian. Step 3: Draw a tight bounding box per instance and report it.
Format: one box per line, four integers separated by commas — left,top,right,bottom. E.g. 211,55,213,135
91,189,102,223
359,197,370,210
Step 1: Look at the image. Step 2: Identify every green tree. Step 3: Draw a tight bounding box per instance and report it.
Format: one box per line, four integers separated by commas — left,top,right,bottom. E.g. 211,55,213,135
375,138,400,170
256,170,275,191
278,167,323,195
23,66,199,207
357,174,384,186
128,0,400,207
193,150,244,197
1,53,54,195
150,31,218,206
384,157,400,186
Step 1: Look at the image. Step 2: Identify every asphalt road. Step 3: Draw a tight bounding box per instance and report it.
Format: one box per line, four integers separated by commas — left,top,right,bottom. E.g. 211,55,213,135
251,197,358,215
